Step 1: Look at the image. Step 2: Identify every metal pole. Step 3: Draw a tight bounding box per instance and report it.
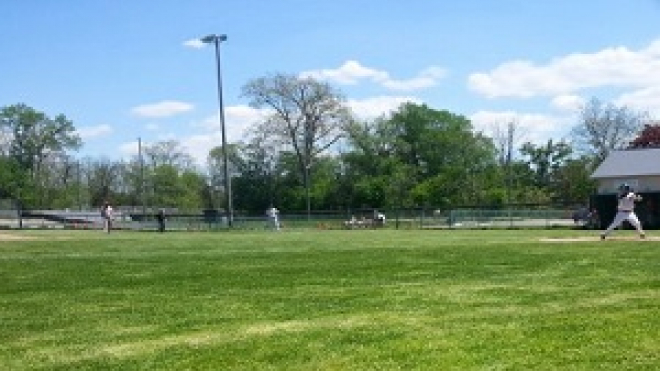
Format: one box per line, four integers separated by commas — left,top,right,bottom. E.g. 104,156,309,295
208,35,233,227
305,164,311,222
77,160,82,210
16,192,23,230
138,137,146,217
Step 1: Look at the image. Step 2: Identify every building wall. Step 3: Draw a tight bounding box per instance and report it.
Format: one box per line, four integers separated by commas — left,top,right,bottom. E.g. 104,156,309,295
597,176,660,194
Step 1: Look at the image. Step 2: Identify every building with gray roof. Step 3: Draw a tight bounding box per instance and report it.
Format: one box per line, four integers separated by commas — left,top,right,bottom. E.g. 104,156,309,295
591,148,660,229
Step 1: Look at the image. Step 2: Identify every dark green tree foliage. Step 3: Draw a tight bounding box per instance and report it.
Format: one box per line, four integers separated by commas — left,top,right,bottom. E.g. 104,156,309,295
149,165,205,211
517,140,596,205
344,103,498,209
142,140,203,211
389,103,473,176
0,104,81,207
0,156,22,198
552,156,598,205
86,159,121,207
213,123,281,213
519,140,572,188
0,100,599,213
393,103,498,208
227,144,272,212
0,104,81,176
34,153,81,209
342,116,398,208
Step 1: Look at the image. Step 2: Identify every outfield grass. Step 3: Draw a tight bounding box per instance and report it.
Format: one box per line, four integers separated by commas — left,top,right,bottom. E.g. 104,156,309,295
1,229,659,370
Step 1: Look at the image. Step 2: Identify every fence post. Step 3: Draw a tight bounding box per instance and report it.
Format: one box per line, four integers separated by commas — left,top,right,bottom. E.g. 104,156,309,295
420,207,424,229
15,199,23,230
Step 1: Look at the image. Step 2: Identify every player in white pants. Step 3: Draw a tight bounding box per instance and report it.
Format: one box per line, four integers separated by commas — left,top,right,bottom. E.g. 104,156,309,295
266,206,280,231
601,184,645,240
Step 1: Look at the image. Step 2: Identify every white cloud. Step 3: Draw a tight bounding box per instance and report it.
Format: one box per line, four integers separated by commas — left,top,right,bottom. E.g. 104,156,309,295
118,140,140,157
171,105,267,165
615,86,660,117
301,60,386,85
348,96,421,119
183,38,205,49
180,134,218,166
301,60,446,92
225,105,269,137
468,39,660,98
551,95,585,112
77,124,113,140
193,105,268,137
381,67,447,91
470,110,572,144
131,101,194,118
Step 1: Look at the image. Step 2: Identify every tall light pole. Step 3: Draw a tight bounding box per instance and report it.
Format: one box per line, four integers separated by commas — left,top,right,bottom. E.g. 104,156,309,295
201,34,233,227
138,137,146,217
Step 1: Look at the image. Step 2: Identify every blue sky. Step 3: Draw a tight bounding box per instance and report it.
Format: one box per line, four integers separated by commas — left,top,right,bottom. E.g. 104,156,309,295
2,0,660,165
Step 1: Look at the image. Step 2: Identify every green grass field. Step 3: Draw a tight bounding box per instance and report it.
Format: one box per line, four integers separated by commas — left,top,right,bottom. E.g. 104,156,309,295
1,229,659,370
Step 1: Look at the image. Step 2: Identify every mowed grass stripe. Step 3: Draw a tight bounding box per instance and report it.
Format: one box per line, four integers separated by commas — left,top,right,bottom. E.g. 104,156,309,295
0,229,658,370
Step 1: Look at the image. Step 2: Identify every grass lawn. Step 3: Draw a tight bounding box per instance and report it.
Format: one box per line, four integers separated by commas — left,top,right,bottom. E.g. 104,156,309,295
1,228,659,370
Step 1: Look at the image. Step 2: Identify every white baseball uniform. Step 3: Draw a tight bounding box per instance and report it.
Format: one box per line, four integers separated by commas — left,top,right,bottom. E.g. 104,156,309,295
267,207,280,230
601,192,645,238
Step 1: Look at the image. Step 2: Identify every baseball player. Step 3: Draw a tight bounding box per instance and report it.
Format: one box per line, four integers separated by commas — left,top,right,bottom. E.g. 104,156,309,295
266,206,280,231
601,184,645,240
101,201,114,233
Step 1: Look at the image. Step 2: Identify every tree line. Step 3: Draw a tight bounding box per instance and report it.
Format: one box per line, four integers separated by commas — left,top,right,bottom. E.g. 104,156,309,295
1,74,658,214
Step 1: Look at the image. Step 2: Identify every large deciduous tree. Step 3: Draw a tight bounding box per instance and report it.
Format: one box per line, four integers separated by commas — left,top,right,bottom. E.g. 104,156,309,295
519,139,587,204
142,140,203,210
0,103,81,207
0,103,81,176
143,140,195,170
551,156,597,205
344,103,498,209
86,158,121,207
342,115,401,208
571,97,647,162
242,74,353,216
389,103,497,208
519,139,572,188
490,120,526,167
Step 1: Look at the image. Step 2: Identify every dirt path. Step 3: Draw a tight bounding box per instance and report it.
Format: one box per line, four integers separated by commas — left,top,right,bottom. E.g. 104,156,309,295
0,232,34,241
540,236,660,242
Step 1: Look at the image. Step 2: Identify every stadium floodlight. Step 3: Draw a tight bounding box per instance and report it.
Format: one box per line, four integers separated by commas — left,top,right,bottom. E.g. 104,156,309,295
200,34,233,227
201,34,227,44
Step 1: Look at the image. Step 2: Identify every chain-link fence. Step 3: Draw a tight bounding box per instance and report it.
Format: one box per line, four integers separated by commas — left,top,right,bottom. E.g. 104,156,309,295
440,208,579,229
0,203,584,231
